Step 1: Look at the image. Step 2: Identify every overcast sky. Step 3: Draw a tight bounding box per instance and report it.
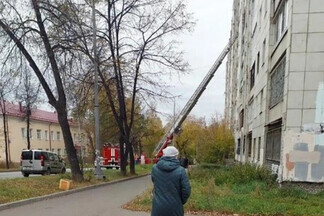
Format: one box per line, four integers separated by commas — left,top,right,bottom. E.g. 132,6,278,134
158,0,234,125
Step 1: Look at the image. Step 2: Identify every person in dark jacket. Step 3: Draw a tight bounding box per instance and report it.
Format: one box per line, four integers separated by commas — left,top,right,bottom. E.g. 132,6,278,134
151,146,191,216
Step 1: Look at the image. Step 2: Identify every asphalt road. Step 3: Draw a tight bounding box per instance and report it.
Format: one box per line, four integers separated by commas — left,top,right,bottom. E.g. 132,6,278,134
0,171,66,179
0,175,152,216
0,171,23,179
0,168,89,179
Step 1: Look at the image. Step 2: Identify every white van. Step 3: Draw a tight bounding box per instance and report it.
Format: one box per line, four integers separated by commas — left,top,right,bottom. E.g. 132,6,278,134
21,149,66,177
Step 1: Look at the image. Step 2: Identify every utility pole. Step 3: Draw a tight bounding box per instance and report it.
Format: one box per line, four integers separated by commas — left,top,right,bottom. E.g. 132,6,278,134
92,0,104,179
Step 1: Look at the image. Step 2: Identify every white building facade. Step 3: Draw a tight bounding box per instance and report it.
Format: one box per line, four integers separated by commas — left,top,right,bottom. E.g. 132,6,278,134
225,0,324,182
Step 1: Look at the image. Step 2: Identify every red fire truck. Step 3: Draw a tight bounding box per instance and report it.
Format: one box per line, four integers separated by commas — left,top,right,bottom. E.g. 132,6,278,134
95,143,120,169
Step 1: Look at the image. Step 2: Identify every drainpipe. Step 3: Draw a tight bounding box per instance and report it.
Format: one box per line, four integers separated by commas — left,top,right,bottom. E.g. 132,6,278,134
49,122,52,151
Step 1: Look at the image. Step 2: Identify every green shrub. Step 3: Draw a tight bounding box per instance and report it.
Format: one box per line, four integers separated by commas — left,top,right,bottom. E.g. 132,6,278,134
191,163,276,186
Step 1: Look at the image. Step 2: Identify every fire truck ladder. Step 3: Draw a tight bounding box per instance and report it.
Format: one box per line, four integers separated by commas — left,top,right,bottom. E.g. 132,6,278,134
153,39,235,157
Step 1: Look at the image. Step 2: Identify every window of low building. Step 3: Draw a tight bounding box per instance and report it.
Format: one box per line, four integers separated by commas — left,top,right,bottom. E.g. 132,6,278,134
56,131,61,141
45,130,48,140
51,131,54,141
37,129,42,140
21,128,25,138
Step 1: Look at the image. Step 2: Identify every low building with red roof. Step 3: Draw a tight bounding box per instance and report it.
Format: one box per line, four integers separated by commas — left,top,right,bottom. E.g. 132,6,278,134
0,102,88,164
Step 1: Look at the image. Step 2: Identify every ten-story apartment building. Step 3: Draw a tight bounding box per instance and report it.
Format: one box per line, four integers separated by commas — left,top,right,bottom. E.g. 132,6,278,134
225,0,324,182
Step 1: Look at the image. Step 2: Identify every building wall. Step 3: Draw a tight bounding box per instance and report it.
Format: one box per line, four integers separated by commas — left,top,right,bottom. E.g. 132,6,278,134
0,115,85,163
225,0,324,182
282,0,324,182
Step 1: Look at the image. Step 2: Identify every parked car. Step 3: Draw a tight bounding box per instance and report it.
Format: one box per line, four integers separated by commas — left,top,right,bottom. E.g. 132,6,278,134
21,149,66,177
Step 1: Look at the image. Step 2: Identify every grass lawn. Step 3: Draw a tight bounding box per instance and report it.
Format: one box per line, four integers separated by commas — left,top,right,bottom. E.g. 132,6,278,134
124,164,324,216
0,164,152,205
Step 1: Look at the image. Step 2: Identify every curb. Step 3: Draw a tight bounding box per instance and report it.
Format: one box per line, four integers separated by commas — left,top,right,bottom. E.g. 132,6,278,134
0,174,150,212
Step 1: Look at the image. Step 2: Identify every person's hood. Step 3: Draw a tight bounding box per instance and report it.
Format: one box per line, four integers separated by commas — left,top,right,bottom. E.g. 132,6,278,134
156,157,180,172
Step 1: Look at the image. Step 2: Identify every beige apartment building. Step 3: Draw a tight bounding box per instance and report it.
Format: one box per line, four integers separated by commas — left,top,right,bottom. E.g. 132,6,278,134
225,0,324,182
0,102,87,163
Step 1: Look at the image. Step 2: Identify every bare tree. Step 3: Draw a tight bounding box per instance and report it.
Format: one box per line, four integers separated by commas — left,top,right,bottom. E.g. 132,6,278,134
0,91,10,169
62,0,194,175
0,0,83,181
0,71,17,168
97,0,194,174
16,69,42,150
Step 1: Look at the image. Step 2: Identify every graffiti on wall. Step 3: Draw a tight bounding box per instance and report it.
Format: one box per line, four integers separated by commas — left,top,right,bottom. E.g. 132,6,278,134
283,82,324,182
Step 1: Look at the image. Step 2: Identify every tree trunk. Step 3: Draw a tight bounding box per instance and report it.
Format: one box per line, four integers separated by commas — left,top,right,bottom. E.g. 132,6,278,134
86,130,96,162
129,142,135,175
26,111,31,149
57,108,83,182
2,103,9,169
0,4,83,182
119,136,127,175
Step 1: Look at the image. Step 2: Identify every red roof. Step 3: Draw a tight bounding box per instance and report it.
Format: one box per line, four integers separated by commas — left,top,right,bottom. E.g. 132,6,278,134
0,102,73,124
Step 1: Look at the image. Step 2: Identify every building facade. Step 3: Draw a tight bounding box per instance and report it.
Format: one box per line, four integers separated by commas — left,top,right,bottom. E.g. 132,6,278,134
0,102,87,163
225,0,324,182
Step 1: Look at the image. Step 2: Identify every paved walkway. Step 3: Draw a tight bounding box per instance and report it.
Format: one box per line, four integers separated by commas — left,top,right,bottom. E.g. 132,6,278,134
0,176,151,216
0,175,195,216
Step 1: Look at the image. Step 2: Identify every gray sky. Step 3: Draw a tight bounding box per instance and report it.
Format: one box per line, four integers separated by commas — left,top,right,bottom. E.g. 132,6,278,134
158,0,234,124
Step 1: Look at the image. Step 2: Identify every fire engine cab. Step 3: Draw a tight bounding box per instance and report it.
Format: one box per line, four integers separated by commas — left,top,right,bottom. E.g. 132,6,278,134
95,143,120,169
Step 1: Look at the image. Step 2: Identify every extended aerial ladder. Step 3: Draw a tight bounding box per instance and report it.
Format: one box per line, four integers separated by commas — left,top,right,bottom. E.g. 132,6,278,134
153,38,236,159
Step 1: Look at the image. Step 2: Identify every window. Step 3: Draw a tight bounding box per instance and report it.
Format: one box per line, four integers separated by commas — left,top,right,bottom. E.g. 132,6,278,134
45,130,48,140
258,137,261,161
250,63,255,90
21,128,25,138
248,133,252,157
56,132,61,141
260,89,264,114
243,136,246,154
29,129,33,139
236,138,241,154
262,39,266,65
257,52,260,74
37,129,42,140
21,151,32,160
239,109,244,128
274,0,288,42
270,55,286,107
248,99,254,123
50,131,54,141
266,121,282,162
264,0,268,18
259,7,262,29
253,138,257,159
